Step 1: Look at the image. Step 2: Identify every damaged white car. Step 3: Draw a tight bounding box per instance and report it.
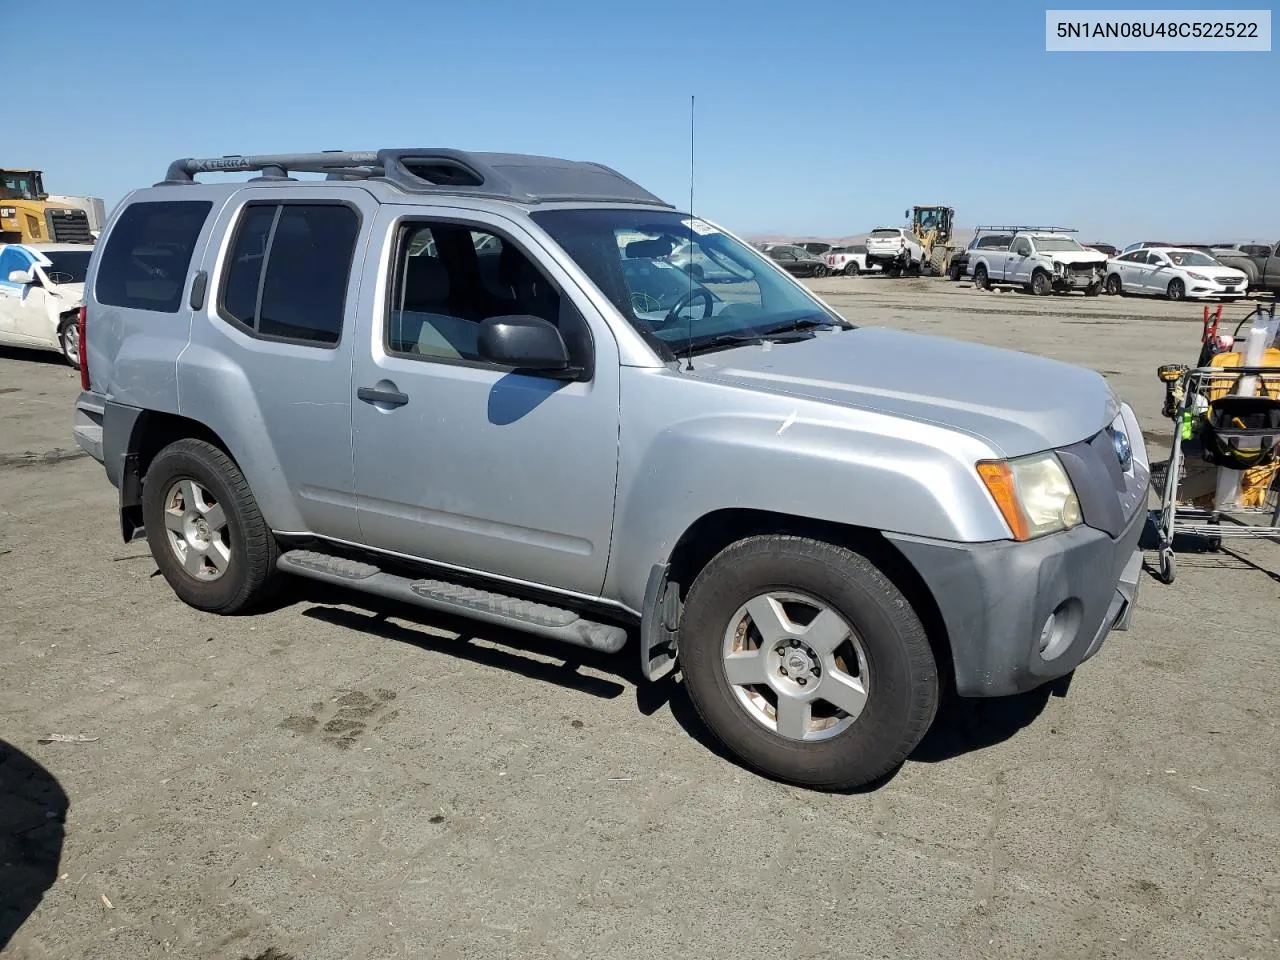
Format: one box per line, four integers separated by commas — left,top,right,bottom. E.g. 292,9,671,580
0,242,90,368
969,230,1108,297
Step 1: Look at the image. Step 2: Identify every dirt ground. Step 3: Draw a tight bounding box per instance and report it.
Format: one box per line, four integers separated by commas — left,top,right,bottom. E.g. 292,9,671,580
2,277,1278,960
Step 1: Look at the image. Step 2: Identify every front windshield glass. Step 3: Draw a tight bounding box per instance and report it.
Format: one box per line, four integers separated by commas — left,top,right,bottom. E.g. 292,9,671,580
529,209,848,358
1165,250,1218,267
1032,236,1085,251
0,172,43,201
42,250,92,284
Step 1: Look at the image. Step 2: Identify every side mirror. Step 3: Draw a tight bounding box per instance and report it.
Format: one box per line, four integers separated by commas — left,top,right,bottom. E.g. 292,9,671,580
477,314,577,377
7,268,34,284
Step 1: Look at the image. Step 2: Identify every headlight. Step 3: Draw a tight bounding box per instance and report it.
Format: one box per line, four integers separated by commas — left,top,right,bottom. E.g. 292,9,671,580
1053,261,1065,273
1187,272,1209,281
976,451,1082,541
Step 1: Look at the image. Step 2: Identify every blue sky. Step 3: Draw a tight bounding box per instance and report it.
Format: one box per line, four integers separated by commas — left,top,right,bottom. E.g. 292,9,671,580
19,0,1277,245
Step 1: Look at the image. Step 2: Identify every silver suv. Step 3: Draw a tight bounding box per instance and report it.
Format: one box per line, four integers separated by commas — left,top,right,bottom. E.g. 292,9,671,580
72,148,1148,790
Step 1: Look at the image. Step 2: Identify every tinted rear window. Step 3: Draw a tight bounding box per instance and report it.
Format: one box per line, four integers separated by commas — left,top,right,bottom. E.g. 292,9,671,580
95,200,211,312
870,229,900,238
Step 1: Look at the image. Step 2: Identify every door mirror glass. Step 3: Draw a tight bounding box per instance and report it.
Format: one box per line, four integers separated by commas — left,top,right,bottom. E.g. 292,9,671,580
477,314,575,375
7,268,34,284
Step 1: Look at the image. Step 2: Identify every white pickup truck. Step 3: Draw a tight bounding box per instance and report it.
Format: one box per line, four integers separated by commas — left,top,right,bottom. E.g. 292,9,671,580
969,230,1107,296
864,227,924,276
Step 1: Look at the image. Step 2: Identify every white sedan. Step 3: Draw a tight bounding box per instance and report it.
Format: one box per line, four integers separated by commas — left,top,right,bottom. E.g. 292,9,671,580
1104,246,1249,301
0,242,91,367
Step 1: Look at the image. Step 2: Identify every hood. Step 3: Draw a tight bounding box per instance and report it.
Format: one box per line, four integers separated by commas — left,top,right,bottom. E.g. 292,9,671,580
1041,250,1108,265
687,326,1117,457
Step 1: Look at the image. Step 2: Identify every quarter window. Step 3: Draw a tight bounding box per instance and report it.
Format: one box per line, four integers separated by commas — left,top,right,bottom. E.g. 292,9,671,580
218,202,358,346
94,200,212,312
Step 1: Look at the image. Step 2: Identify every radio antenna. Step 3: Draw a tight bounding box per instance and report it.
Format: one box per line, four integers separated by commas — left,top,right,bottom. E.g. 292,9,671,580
683,93,696,372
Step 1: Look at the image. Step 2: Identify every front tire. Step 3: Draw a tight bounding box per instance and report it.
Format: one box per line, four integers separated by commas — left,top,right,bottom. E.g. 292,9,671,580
141,438,281,614
973,264,989,290
1105,273,1123,296
1032,270,1052,296
1166,278,1186,301
57,315,82,369
679,535,940,791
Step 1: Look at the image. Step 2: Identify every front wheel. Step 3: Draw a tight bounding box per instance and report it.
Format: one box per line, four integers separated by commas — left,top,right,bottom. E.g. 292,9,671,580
679,536,940,791
1085,282,1101,297
973,264,989,290
141,438,281,614
1032,270,1052,296
57,315,82,369
1105,273,1123,296
1166,278,1186,301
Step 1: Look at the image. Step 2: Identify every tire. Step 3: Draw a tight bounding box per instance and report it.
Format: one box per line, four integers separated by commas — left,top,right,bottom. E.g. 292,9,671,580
1166,278,1185,301
929,246,949,277
973,264,989,290
1032,270,1052,297
1158,547,1176,585
141,438,281,614
57,315,82,369
1105,273,1123,296
843,261,860,277
947,261,962,281
679,535,940,791
1085,282,1101,297
814,264,829,278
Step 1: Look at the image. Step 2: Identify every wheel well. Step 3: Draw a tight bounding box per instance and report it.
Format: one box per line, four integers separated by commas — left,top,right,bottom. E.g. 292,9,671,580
665,508,954,685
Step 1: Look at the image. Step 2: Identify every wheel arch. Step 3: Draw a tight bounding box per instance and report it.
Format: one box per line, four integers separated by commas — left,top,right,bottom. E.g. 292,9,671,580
662,507,954,688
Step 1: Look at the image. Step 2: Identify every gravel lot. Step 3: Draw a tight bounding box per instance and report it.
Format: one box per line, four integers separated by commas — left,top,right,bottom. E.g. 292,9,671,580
3,278,1278,960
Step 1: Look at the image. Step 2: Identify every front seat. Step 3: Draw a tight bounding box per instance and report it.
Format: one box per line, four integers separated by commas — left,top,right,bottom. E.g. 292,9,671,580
397,256,477,359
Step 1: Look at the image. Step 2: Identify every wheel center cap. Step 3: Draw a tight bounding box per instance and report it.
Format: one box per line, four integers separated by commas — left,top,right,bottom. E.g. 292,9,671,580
783,649,814,676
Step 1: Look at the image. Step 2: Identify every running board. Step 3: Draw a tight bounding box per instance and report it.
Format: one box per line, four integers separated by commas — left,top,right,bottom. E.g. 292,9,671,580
277,549,628,654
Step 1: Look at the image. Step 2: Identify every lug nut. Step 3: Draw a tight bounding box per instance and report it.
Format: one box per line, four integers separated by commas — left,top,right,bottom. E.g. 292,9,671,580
797,677,808,686
779,667,788,677
790,639,800,648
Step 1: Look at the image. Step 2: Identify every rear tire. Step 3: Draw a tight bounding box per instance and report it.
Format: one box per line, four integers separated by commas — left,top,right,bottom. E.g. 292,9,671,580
679,535,940,791
843,262,860,277
141,438,281,614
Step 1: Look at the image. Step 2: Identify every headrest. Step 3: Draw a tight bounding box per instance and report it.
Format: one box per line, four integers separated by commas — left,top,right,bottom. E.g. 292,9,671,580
625,237,673,260
403,255,450,304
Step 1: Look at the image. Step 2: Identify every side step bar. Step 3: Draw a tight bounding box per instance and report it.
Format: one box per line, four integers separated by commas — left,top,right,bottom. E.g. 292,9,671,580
277,549,628,654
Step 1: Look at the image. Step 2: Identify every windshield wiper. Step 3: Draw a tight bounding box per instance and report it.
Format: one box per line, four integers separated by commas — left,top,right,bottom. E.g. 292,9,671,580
686,329,821,356
758,317,846,337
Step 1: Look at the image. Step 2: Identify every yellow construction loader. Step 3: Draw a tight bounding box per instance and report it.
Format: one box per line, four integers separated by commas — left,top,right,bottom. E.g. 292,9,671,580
1,167,97,244
904,205,957,277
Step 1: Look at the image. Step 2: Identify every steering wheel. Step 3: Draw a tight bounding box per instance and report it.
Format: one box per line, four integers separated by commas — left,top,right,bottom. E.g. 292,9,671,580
657,286,714,327
46,271,74,285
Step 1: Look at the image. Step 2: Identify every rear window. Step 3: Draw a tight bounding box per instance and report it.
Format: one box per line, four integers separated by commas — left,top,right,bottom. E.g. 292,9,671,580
870,229,900,238
95,200,212,312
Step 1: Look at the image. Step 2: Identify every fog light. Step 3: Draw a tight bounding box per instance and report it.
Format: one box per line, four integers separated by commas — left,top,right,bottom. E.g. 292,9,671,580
1039,613,1057,654
1038,599,1081,661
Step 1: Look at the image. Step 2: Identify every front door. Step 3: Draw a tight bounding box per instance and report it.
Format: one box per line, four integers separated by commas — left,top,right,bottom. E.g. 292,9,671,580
349,210,621,597
0,245,48,345
1006,236,1034,284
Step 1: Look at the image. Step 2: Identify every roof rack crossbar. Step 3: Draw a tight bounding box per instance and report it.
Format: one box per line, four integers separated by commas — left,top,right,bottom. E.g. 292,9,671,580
161,152,381,184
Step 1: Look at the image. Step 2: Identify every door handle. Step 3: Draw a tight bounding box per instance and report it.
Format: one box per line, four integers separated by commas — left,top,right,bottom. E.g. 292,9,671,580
357,386,409,408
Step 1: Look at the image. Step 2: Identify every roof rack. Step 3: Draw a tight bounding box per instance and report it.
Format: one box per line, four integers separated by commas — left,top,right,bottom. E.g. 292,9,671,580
158,148,673,207
971,225,1077,234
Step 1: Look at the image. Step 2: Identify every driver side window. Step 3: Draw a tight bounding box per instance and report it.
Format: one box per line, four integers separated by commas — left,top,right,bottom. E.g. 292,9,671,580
384,220,592,369
1011,238,1032,256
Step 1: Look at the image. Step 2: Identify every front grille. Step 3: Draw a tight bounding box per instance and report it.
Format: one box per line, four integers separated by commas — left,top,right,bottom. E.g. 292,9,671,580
1215,275,1241,285
1069,262,1100,274
46,209,92,243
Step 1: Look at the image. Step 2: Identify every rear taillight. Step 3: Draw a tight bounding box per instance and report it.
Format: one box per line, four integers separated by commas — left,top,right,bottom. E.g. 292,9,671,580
78,306,89,390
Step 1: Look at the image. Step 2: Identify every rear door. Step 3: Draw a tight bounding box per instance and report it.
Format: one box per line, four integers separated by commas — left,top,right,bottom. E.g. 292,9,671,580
182,187,378,542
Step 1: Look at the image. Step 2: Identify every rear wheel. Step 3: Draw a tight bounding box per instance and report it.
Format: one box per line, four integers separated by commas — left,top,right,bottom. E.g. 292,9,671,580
843,261,860,277
141,438,281,614
679,535,939,791
1166,278,1186,301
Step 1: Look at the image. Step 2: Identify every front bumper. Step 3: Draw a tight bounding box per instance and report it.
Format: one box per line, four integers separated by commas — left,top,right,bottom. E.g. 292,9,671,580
885,502,1145,698
1053,269,1104,290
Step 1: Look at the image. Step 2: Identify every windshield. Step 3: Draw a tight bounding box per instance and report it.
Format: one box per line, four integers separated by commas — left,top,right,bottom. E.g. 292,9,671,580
529,209,848,358
42,250,92,284
0,171,43,201
1031,236,1085,251
1165,250,1219,267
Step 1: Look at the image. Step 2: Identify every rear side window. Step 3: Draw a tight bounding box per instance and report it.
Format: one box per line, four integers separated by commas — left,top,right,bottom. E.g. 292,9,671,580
217,202,359,346
95,200,212,312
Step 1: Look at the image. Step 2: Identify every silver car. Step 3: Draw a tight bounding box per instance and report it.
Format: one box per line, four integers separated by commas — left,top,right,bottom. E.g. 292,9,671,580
72,148,1147,790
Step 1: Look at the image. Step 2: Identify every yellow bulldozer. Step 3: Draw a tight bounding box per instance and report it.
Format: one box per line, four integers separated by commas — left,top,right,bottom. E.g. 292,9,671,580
905,204,957,277
1,167,98,245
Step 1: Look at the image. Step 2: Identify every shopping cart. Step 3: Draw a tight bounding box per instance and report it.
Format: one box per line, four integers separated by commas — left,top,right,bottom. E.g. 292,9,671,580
1150,309,1280,583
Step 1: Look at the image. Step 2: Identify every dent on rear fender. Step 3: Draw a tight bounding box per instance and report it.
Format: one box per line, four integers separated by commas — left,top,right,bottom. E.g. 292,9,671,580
603,402,1009,611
